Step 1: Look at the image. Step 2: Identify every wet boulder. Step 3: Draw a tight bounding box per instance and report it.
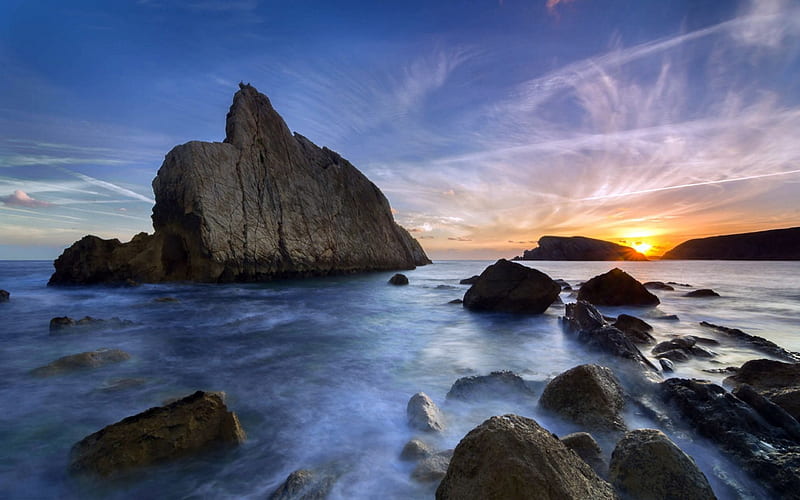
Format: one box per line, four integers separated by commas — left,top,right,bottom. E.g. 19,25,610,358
612,314,655,344
270,468,338,500
609,428,716,500
577,268,659,306
407,392,445,432
435,414,617,499
70,391,245,476
446,370,536,402
400,439,434,461
700,322,800,362
659,359,675,372
652,336,715,362
0,289,9,302
685,289,720,298
388,273,409,285
561,432,606,477
31,348,130,377
724,359,800,421
539,364,626,432
643,281,675,291
462,259,560,314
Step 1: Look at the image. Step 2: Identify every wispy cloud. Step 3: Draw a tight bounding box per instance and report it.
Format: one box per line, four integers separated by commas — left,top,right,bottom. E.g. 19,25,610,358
67,170,155,204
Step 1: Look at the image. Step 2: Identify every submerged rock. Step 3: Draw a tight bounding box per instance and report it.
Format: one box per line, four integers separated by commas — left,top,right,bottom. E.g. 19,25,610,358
609,428,716,500
577,268,659,306
70,391,245,476
700,321,800,362
49,83,429,285
435,415,617,499
400,439,434,461
561,432,606,477
685,289,720,298
407,392,445,432
724,358,800,421
412,450,453,482
519,236,648,261
446,370,536,402
540,364,626,432
643,281,674,291
49,316,132,333
462,259,560,314
31,349,130,377
389,273,409,285
0,289,9,302
269,467,338,500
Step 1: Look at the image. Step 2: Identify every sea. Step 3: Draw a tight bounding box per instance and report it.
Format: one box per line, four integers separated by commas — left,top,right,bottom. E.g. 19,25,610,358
1,259,799,499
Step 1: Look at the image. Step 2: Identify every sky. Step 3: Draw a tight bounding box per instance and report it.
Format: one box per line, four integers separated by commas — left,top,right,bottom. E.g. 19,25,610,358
1,0,799,260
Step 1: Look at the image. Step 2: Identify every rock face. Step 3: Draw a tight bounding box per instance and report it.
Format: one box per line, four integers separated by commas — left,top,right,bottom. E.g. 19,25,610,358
539,364,626,431
462,259,560,314
31,349,131,377
519,236,648,261
446,371,536,402
70,391,245,476
723,359,800,421
49,84,429,285
609,429,716,500
407,392,445,432
662,227,800,260
577,268,659,306
435,415,617,500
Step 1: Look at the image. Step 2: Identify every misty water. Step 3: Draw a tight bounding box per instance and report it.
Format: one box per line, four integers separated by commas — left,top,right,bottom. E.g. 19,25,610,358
1,259,799,499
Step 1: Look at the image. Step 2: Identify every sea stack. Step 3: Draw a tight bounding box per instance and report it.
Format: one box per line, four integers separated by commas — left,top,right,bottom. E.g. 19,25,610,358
49,83,429,284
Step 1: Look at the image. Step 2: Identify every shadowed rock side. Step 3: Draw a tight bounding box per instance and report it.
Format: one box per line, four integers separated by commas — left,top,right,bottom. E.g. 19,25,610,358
662,227,800,260
517,236,648,261
462,259,560,314
577,268,660,306
49,83,429,285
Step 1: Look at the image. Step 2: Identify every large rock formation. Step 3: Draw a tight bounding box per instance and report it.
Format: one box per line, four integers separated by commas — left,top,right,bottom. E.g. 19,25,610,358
517,236,648,261
49,83,429,285
577,268,660,306
462,259,560,314
662,227,800,260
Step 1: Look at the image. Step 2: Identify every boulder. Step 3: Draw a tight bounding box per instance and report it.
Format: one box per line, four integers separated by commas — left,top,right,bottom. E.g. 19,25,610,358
70,391,245,476
652,337,716,362
577,268,659,306
643,281,674,291
400,439,434,461
412,450,453,482
389,273,409,285
519,236,648,261
31,349,131,377
269,468,338,500
407,392,445,432
700,322,800,362
49,83,429,285
446,371,536,402
539,364,626,431
447,298,463,304
612,314,655,344
561,432,606,477
0,289,9,302
654,349,690,363
609,428,716,500
459,275,479,285
685,289,720,298
724,359,800,421
659,358,675,372
435,415,617,499
49,316,76,331
462,259,560,314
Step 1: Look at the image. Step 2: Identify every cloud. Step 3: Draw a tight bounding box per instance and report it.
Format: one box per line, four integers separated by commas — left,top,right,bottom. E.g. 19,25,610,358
447,236,473,242
67,170,155,204
546,0,577,16
1,190,52,208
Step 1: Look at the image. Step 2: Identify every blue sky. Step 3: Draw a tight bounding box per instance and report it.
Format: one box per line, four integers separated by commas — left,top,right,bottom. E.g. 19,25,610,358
1,0,799,259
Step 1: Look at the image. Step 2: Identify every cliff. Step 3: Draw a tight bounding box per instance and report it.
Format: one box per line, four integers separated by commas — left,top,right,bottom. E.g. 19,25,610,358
662,227,800,260
50,83,429,284
516,236,648,261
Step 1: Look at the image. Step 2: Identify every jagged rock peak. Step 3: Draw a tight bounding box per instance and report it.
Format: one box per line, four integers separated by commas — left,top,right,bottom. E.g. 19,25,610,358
50,84,430,284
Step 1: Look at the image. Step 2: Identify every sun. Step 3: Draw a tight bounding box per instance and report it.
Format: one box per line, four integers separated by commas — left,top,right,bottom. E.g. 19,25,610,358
632,242,652,254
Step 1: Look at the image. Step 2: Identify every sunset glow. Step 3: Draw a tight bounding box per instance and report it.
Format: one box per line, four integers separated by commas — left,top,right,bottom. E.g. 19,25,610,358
632,242,653,255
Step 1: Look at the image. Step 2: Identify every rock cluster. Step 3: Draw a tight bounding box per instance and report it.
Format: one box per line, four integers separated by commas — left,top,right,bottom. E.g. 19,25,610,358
49,83,429,285
462,259,560,314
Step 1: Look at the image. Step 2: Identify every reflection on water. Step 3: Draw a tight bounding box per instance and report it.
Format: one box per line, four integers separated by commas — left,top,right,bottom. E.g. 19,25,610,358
0,260,797,498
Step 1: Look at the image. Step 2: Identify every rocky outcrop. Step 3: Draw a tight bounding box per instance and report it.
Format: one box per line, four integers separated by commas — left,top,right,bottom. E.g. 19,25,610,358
652,337,716,363
70,391,245,476
49,83,429,285
269,467,339,500
389,273,409,285
446,371,536,402
699,321,800,362
609,429,716,500
407,392,445,432
518,236,648,261
663,227,800,260
31,349,130,377
577,268,660,306
436,415,617,499
400,439,434,461
723,359,800,421
685,289,720,297
612,314,655,344
462,259,560,314
539,364,626,432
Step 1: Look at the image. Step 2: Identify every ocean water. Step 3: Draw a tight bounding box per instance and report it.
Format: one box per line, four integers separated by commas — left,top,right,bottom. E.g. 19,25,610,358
1,259,798,499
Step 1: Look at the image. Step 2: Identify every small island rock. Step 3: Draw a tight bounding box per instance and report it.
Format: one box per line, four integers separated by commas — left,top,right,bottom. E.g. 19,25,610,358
389,273,409,285
462,259,560,314
577,268,659,306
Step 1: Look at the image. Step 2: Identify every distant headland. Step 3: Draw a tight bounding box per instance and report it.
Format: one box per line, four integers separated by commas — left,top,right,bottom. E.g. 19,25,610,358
513,236,648,261
661,227,800,260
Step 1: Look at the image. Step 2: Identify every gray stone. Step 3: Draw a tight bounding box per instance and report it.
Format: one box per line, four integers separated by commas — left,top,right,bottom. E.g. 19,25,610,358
561,432,607,477
31,349,131,377
539,364,626,431
412,450,453,482
400,439,433,461
446,370,536,402
407,392,445,432
269,468,338,500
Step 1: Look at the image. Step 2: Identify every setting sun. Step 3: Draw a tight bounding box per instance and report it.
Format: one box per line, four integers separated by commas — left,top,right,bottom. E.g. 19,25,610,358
632,242,652,254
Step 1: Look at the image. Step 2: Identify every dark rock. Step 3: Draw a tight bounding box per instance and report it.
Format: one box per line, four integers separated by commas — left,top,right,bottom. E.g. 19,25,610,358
446,370,536,402
447,298,463,304
49,84,429,285
562,302,660,373
269,468,338,500
577,268,660,306
654,349,690,363
540,364,626,431
651,313,680,321
643,281,675,291
49,316,76,331
667,281,692,287
700,322,800,362
609,428,716,500
400,439,434,461
660,378,800,498
703,367,738,374
659,358,675,372
554,278,572,290
49,316,133,333
459,275,479,285
732,384,800,442
462,259,560,314
612,314,655,344
435,415,617,499
31,349,131,377
389,273,409,285
662,227,800,260
685,289,720,297
519,236,648,261
154,297,179,303
0,289,9,302
412,450,453,482
561,432,606,477
724,359,800,421
653,337,696,355
689,345,716,357
407,392,445,432
652,337,716,361
70,391,245,476
688,335,719,346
